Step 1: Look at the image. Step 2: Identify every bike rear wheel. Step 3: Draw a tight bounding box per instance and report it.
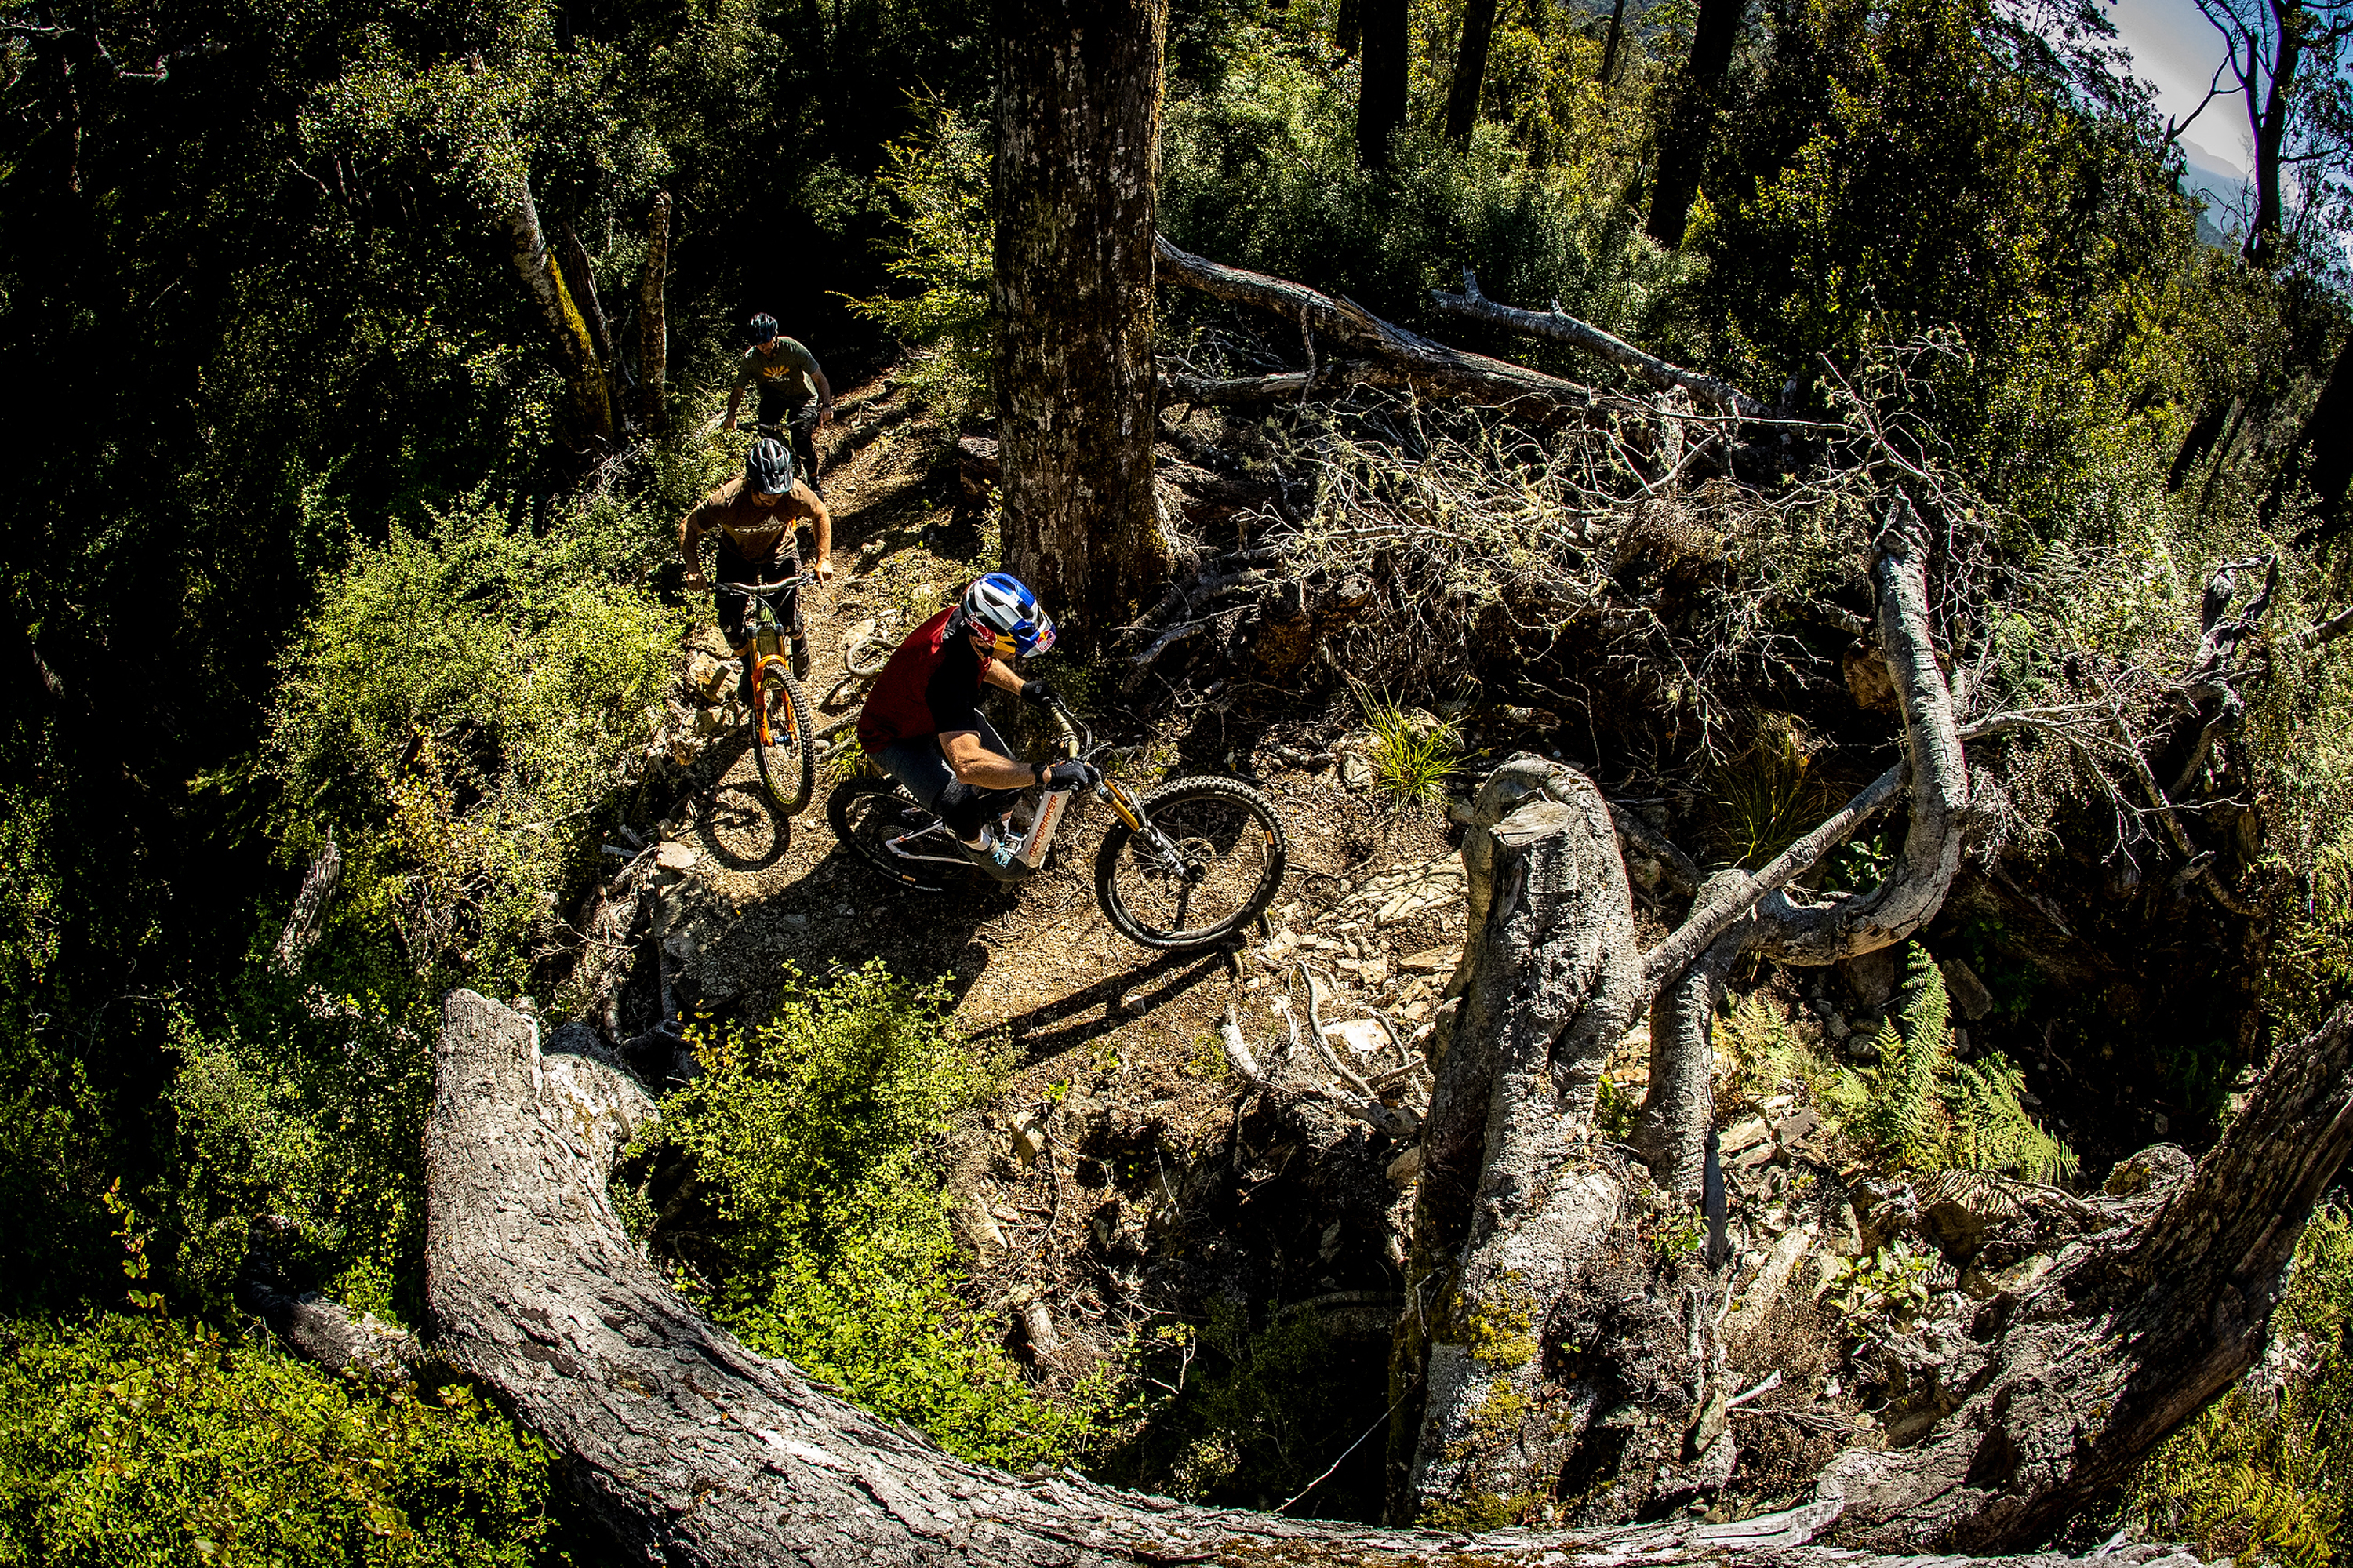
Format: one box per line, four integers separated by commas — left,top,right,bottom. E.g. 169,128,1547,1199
827,777,963,892
1096,777,1288,948
751,663,816,816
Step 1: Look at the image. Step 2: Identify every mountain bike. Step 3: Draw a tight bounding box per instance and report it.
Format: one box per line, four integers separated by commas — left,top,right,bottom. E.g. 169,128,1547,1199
716,577,816,816
826,701,1289,948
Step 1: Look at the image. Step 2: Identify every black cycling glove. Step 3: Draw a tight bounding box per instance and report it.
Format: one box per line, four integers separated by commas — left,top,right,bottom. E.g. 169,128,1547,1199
1042,759,1100,791
1020,678,1062,708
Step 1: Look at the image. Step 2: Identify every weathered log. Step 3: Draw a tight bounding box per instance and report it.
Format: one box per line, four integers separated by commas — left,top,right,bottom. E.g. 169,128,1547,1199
1819,1001,2353,1552
238,1216,420,1384
416,986,2214,1566
1646,497,1964,985
1155,235,1604,415
1430,267,1768,417
1393,783,1657,1523
271,835,342,973
635,191,671,429
1630,886,1749,1195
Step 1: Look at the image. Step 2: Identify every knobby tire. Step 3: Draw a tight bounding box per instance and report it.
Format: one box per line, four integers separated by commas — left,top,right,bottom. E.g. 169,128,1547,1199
1096,777,1288,949
827,777,957,893
751,664,816,817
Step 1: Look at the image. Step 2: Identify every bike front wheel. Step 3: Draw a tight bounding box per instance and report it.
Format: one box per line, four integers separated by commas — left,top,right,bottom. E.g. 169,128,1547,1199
1096,777,1288,949
751,663,816,816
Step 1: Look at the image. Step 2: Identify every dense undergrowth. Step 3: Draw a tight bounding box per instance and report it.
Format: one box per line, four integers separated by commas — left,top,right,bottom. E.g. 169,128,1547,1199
2,0,2350,1555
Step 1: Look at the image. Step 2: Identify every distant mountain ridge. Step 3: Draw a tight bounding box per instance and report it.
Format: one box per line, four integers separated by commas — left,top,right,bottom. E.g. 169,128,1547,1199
2179,137,2252,249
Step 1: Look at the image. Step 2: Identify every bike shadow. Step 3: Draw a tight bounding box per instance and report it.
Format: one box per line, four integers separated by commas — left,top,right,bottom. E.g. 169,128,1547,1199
673,835,1235,1072
686,732,795,876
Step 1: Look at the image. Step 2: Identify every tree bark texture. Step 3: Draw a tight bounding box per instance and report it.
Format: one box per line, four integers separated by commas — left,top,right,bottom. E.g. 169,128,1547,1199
272,835,342,973
994,0,1173,642
1631,892,1748,1195
1391,784,1662,1524
556,224,614,367
491,171,616,450
1357,0,1409,166
635,191,671,430
416,987,2225,1566
1820,1002,2353,1552
1445,0,1500,142
1644,0,1747,248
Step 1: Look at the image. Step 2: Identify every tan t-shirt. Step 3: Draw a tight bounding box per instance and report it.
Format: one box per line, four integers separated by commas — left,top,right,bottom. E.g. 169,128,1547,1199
686,475,823,570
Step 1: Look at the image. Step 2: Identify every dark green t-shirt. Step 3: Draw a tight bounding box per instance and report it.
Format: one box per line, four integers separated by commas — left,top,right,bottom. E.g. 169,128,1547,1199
733,337,822,409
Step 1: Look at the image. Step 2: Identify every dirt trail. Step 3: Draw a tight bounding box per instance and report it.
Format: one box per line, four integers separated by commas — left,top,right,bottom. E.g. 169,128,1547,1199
639,370,1471,1392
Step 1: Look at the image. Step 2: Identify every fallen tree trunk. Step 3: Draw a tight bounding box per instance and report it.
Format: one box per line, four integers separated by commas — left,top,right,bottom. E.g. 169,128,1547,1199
416,986,2216,1566
1430,267,1767,418
1155,235,1604,415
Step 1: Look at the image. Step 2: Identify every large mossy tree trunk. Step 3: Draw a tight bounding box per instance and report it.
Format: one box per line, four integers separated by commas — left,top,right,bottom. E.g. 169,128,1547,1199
993,0,1173,643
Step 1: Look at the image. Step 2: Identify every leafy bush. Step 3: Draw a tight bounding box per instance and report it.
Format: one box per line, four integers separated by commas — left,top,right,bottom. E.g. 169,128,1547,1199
847,96,993,420
2133,1206,2353,1567
1158,45,1690,343
266,493,686,1008
637,962,1111,1469
0,1312,554,1566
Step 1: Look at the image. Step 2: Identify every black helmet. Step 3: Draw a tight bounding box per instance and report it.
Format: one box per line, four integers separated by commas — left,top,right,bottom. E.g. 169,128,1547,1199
747,313,780,344
746,437,795,496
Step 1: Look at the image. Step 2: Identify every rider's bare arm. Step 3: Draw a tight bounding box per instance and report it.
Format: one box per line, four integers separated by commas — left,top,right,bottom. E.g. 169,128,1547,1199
797,483,834,581
722,386,744,431
939,727,1037,791
980,660,1024,697
813,366,834,424
678,513,707,591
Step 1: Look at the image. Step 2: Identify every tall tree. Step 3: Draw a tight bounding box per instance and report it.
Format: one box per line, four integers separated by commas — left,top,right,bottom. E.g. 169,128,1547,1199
1357,0,1410,166
993,0,1174,640
2184,0,2353,268
1446,0,1502,141
1645,0,1748,247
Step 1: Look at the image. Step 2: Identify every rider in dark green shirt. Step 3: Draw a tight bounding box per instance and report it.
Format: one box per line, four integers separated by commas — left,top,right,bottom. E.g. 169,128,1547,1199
724,314,833,489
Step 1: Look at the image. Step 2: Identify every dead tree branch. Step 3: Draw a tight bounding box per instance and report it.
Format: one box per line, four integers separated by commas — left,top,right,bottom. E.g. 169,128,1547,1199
1429,266,1769,418
1155,235,1607,414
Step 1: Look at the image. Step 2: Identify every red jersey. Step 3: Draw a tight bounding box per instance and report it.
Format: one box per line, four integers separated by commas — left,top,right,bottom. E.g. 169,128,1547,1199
856,609,998,751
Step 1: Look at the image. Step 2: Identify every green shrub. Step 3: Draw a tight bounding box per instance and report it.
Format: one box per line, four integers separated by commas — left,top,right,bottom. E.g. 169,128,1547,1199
847,95,993,420
0,1313,554,1567
1355,686,1462,804
1833,946,2075,1182
638,962,1111,1469
265,492,686,1008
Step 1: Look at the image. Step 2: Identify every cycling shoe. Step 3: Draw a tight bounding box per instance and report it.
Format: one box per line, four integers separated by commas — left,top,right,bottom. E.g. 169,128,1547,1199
961,838,1035,883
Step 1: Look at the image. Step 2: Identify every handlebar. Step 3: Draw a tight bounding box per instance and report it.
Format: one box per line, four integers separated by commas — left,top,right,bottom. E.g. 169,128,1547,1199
711,575,809,598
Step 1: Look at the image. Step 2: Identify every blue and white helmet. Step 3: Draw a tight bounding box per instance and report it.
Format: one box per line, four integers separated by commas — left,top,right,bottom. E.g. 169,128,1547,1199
961,573,1056,659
